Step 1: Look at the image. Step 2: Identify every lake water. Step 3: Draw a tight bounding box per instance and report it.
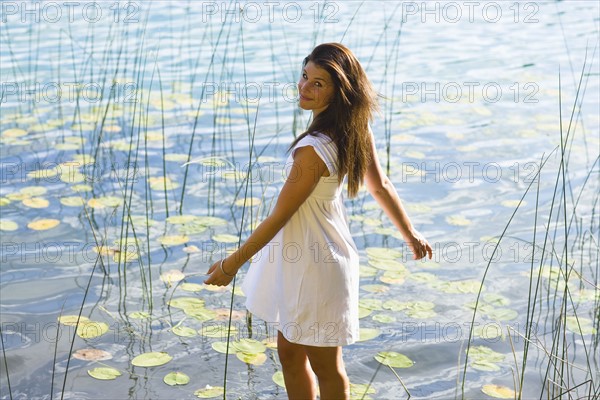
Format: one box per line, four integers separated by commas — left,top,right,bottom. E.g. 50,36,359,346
1,1,599,399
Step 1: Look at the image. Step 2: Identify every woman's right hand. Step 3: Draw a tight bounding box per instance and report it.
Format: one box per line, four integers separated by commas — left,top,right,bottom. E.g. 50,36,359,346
404,229,433,260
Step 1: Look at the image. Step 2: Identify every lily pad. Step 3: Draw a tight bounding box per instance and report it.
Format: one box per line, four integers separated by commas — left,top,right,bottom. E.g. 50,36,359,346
73,348,112,361
272,371,285,388
159,235,189,246
0,220,18,231
372,314,396,323
88,367,121,380
212,234,239,243
160,269,186,285
76,321,109,339
166,215,198,224
236,352,267,365
481,384,516,398
374,351,413,368
366,247,402,260
163,371,190,386
171,325,197,338
131,351,173,367
28,218,60,230
231,338,266,354
194,385,224,398
180,283,204,292
357,328,381,342
211,341,234,354
22,197,49,208
58,315,90,326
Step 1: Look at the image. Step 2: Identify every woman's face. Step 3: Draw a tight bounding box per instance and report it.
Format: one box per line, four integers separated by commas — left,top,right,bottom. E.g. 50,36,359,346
297,61,335,117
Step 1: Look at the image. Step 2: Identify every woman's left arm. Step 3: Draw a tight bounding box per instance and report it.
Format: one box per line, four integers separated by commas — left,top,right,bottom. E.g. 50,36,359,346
204,146,328,286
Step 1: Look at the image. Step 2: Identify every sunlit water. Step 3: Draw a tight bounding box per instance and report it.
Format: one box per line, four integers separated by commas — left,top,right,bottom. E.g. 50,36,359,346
1,1,598,399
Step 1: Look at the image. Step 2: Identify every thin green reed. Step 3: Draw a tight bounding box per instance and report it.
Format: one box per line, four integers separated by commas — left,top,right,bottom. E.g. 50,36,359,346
178,19,228,215
119,13,154,312
459,148,556,398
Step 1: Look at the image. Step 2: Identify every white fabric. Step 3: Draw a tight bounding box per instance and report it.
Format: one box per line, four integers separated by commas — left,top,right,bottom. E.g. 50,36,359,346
242,132,360,347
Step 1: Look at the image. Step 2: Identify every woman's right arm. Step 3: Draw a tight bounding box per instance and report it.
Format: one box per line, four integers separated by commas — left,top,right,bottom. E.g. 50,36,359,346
363,133,433,260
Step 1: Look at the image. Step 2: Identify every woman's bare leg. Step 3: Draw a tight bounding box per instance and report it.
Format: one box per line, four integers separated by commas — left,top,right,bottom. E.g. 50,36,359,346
304,344,349,400
277,331,317,399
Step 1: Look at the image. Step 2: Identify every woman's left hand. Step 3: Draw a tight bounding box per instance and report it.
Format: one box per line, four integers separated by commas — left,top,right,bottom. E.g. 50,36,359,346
204,258,237,286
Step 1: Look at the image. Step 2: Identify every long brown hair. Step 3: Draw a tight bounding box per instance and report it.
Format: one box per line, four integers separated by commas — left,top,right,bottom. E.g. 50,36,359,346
290,42,379,198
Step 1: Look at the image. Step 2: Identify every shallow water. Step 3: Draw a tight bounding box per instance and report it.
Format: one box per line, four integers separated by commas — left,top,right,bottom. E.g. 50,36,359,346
1,1,599,399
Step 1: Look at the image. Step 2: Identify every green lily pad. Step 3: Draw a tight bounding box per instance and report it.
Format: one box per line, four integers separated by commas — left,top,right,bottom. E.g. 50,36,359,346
166,215,198,224
372,314,396,323
236,352,267,365
472,360,501,371
58,315,90,326
374,351,413,368
131,351,173,367
77,321,109,339
357,328,381,342
383,300,409,312
366,247,402,260
272,371,285,388
171,325,197,338
194,216,228,226
358,307,373,319
368,259,407,272
565,316,597,334
486,308,518,321
359,299,383,311
186,308,217,322
359,265,378,277
231,338,266,354
87,367,121,380
361,284,389,293
194,385,225,398
211,341,234,354
349,383,376,399
163,371,190,386
212,234,239,243
168,297,205,310
180,283,204,292
200,324,237,338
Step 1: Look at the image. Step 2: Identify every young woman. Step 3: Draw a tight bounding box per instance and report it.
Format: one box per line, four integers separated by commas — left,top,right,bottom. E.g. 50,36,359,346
205,42,433,400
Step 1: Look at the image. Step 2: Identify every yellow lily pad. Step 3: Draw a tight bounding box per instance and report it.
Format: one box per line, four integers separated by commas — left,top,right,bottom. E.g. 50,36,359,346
76,321,109,339
22,197,49,208
28,219,60,230
236,352,267,365
58,315,90,326
0,220,18,231
2,128,27,137
159,235,189,246
481,384,516,398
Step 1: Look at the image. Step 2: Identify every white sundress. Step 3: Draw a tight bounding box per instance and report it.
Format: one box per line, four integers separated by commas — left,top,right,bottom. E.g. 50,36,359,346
242,132,360,347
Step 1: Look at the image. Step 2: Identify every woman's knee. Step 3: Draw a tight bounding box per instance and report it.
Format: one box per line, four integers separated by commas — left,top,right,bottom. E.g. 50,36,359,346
277,331,306,367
